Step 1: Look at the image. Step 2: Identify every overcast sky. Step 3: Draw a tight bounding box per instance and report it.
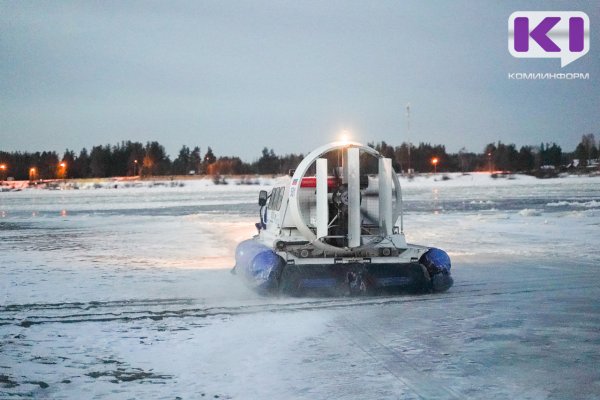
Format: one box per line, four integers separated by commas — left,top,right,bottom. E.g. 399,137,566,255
1,0,599,161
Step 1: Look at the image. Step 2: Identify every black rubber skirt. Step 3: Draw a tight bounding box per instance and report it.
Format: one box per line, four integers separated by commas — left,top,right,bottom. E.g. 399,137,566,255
277,262,451,297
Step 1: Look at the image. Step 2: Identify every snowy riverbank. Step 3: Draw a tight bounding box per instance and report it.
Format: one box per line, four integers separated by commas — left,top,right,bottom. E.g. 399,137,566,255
1,171,599,193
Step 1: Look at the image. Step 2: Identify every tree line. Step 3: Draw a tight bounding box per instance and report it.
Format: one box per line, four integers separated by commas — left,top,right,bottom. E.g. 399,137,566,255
0,134,598,181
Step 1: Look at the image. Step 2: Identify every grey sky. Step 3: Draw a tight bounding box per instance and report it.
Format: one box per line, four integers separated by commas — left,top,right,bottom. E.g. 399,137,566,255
1,0,599,161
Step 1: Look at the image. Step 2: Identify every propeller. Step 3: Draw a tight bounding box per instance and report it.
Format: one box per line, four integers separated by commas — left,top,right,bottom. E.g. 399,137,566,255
314,147,393,249
288,142,398,255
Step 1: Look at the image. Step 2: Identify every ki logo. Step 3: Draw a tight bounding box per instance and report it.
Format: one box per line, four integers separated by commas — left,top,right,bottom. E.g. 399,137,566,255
508,11,590,67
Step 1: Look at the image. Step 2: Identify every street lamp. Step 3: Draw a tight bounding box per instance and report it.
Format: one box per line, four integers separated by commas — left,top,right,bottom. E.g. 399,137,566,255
133,159,138,176
0,164,6,182
29,167,37,182
58,162,67,179
431,157,439,175
487,152,492,174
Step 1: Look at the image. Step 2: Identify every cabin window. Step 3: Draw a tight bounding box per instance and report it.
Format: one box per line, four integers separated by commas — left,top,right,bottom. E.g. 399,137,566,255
275,187,285,210
267,187,285,211
273,187,281,211
267,188,277,209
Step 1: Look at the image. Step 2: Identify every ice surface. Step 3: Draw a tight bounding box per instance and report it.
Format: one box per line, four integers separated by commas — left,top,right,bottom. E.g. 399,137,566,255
1,174,599,399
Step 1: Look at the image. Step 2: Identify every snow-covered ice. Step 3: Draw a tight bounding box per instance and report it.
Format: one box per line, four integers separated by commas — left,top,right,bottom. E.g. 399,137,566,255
1,173,599,399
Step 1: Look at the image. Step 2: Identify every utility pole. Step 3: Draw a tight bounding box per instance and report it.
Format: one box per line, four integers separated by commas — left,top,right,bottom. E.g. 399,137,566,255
406,103,411,174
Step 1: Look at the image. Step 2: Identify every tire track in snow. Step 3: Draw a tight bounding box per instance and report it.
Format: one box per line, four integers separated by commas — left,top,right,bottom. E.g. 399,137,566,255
1,281,597,327
0,298,194,312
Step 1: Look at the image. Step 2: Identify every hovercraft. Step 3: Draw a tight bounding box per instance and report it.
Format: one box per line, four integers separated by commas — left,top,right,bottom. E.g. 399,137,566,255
233,141,453,296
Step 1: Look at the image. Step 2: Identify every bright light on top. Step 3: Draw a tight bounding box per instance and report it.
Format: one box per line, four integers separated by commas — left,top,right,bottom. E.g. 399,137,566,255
339,130,350,144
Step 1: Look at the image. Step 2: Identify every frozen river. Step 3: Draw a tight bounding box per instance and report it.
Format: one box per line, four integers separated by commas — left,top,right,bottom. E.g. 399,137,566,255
1,174,599,399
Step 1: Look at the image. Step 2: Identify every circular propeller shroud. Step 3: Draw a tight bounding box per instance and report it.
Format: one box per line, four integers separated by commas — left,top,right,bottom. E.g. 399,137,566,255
287,141,403,255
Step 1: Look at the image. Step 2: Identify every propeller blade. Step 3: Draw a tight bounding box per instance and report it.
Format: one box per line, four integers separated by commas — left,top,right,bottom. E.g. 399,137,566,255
378,157,393,235
332,162,342,188
342,149,348,184
347,147,360,248
316,158,328,239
